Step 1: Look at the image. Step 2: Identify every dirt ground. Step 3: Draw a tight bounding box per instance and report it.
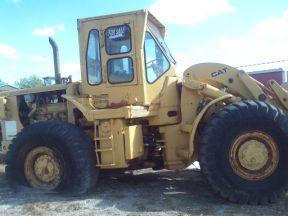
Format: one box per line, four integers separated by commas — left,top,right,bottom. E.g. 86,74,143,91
0,164,287,216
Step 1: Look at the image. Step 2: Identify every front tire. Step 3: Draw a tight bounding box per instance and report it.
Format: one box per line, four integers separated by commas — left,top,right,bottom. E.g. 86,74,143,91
6,120,99,195
199,100,288,204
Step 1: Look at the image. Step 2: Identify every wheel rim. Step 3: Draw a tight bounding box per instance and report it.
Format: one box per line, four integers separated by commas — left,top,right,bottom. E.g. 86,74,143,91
229,131,279,181
24,146,65,190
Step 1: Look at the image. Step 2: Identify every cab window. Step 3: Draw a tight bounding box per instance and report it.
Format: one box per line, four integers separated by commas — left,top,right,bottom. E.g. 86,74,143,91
86,30,102,85
105,25,131,55
144,32,170,83
107,57,134,83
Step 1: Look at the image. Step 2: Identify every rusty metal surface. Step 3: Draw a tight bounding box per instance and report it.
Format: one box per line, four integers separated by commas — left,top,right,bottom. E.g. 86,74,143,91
229,131,279,181
24,146,65,191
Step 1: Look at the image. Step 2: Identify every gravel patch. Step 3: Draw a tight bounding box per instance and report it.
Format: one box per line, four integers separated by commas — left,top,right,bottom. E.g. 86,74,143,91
0,164,287,215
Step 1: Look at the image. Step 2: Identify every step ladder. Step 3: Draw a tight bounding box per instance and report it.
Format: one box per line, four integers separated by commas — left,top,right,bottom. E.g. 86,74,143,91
94,122,116,167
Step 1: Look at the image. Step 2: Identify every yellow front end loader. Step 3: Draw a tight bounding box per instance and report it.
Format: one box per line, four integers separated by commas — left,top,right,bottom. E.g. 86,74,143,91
1,10,288,204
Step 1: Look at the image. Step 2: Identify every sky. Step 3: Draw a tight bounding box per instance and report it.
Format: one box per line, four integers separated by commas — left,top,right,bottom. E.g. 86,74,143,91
0,0,288,85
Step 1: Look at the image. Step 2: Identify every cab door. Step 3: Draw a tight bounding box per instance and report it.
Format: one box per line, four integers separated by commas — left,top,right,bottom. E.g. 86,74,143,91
100,21,138,87
79,16,144,108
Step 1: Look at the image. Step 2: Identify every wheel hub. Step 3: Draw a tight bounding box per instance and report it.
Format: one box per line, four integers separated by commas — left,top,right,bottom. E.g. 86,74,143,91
24,146,65,190
229,131,279,181
34,154,61,183
238,139,269,171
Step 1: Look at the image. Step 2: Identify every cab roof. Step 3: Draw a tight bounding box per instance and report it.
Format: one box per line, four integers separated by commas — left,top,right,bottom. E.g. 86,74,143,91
77,9,166,37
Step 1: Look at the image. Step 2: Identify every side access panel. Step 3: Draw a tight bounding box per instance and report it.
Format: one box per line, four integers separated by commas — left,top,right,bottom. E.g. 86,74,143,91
159,124,190,170
95,119,144,169
124,125,144,160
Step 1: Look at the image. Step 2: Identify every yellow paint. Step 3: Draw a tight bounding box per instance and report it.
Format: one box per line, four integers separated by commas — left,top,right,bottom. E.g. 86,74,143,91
0,10,288,172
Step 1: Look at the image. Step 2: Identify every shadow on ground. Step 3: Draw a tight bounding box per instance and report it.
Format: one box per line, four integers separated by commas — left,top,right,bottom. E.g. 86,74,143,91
0,165,287,215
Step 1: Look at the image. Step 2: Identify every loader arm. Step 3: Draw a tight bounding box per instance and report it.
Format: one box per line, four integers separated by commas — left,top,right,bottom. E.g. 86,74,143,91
184,63,265,99
179,62,288,160
267,80,288,111
184,63,288,112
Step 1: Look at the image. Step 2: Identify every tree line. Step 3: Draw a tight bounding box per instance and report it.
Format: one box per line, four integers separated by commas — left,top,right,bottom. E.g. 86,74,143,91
0,75,44,89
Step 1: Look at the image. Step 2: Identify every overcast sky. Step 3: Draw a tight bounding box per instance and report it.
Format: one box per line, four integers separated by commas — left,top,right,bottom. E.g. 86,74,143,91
0,0,288,84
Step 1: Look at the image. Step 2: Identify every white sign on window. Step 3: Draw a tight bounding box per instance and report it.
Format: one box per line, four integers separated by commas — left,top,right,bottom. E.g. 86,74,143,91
107,26,125,39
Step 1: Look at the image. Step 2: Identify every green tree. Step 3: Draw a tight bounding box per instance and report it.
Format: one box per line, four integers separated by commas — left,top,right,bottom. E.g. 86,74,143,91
15,75,44,89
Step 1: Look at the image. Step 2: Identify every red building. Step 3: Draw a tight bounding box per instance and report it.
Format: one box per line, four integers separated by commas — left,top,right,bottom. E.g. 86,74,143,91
248,68,287,86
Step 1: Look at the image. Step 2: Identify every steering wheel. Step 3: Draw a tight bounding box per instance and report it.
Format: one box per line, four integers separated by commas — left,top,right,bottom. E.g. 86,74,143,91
146,59,157,65
146,59,157,69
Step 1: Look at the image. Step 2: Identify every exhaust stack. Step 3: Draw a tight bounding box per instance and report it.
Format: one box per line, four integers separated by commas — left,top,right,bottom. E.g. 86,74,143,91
49,37,61,84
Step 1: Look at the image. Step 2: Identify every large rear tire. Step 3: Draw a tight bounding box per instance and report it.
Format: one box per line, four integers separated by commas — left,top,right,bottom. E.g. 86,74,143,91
5,120,99,195
199,100,288,204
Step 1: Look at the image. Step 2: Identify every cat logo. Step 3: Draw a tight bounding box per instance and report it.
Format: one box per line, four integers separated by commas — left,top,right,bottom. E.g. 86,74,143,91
211,67,228,77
